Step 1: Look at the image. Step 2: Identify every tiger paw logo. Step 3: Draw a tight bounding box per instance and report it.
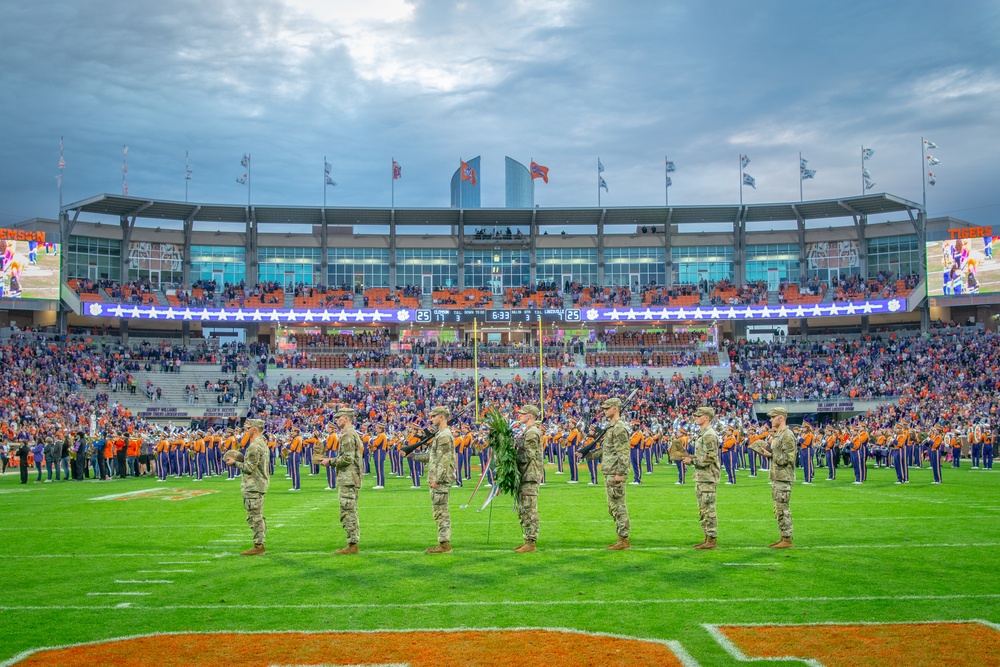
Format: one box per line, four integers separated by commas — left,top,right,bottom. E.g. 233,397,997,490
88,303,104,316
888,298,901,312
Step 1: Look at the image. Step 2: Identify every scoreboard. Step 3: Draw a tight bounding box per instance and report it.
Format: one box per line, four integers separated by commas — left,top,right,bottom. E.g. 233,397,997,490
412,308,581,324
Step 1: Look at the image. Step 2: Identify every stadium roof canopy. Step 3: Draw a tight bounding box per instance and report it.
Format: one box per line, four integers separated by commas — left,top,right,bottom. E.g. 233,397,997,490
61,192,923,228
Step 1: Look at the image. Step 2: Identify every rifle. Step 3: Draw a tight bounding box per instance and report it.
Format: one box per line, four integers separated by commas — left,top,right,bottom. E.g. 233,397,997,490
401,403,473,456
576,388,639,458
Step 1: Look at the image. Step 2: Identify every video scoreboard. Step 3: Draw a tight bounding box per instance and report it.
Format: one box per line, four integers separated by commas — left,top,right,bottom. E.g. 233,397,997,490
412,308,580,324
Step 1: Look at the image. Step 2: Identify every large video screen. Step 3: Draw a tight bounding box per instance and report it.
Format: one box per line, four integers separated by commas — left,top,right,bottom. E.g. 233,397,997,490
926,234,999,298
0,230,60,301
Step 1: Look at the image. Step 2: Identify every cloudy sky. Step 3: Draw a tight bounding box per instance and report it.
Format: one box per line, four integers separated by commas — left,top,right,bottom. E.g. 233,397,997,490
1,0,999,226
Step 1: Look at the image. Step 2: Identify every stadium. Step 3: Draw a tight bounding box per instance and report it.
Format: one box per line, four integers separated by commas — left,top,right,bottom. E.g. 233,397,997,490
1,183,999,667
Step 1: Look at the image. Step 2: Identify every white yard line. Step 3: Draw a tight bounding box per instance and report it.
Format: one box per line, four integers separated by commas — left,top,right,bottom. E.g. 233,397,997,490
8,541,1000,560
136,569,193,573
4,592,999,612
85,592,151,597
114,580,173,584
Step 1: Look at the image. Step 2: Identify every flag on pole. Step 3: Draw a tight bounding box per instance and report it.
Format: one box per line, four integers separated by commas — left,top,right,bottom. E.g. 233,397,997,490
599,175,609,192
862,168,872,179
742,172,756,189
665,159,676,173
666,176,673,187
864,178,876,190
324,159,336,186
598,159,605,173
862,148,874,161
928,171,936,186
392,160,402,180
461,160,477,186
926,155,941,166
801,169,816,180
529,161,549,183
924,140,937,149
740,154,750,168
237,153,249,185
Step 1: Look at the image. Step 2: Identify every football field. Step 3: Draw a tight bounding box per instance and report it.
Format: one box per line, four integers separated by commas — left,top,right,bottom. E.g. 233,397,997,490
2,459,999,666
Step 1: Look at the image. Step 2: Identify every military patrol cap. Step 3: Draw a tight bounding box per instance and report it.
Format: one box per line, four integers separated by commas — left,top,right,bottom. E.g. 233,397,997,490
601,398,623,409
693,406,715,419
767,407,788,418
243,418,264,431
335,407,356,419
518,404,541,417
429,406,451,418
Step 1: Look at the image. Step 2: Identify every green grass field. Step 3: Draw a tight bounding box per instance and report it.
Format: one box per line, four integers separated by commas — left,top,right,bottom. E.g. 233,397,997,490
2,458,999,666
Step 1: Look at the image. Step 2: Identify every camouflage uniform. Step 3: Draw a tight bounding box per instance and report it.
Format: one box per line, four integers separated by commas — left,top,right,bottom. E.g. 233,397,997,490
414,417,456,543
587,411,631,539
769,424,797,539
334,423,364,545
234,427,270,547
516,420,544,542
692,418,721,539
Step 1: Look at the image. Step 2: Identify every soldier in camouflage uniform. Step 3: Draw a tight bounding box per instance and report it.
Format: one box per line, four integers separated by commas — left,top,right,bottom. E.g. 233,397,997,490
514,404,544,553
410,405,457,554
762,407,795,548
224,418,270,556
319,407,363,554
584,397,632,550
683,406,720,550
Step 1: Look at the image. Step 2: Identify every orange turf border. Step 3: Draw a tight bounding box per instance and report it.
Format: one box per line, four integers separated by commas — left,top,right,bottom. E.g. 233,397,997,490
1,628,698,667
707,620,1000,667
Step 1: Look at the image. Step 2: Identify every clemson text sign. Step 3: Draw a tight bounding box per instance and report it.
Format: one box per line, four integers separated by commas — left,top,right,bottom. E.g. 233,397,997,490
11,630,688,667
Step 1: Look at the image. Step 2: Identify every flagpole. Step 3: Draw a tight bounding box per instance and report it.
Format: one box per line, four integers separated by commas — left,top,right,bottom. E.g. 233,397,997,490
185,150,191,202
664,155,669,207
920,137,927,215
799,152,803,203
597,157,601,207
538,315,544,421
739,154,743,207
58,137,64,215
459,158,464,209
861,146,865,197
531,157,535,208
391,157,395,209
323,155,327,208
247,153,251,207
473,318,479,423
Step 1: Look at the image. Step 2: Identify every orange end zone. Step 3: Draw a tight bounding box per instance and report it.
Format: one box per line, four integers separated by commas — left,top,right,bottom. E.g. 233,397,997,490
717,622,1000,667
12,630,687,667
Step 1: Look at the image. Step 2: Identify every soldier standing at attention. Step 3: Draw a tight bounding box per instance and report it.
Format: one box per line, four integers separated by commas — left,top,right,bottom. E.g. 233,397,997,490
409,406,457,554
224,418,269,556
760,407,795,549
514,405,544,553
584,398,631,550
682,406,720,550
318,407,363,555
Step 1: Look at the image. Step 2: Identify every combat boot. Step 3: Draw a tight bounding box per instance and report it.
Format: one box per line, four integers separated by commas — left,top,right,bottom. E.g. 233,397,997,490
692,537,707,549
240,544,265,556
605,538,631,551
426,541,452,554
334,543,359,555
694,537,717,550
514,540,537,553
769,537,793,549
